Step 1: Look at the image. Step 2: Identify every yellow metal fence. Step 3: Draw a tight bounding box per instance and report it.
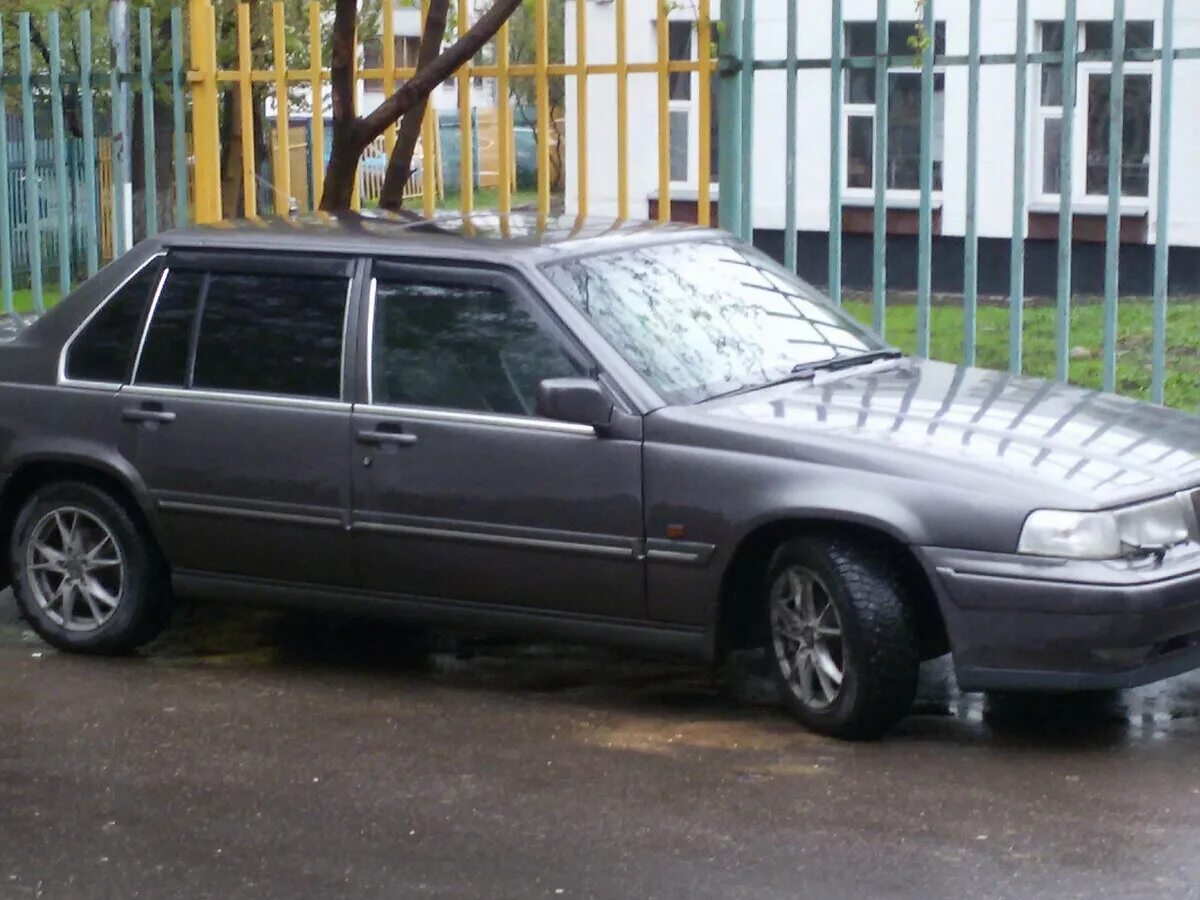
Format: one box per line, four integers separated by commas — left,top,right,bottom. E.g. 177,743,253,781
185,0,715,225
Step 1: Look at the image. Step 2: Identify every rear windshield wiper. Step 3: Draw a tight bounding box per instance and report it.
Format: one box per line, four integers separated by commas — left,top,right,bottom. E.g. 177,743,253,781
789,349,903,380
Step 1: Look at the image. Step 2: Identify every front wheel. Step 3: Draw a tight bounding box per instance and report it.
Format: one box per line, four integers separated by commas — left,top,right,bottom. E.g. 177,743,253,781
765,536,919,740
11,481,172,655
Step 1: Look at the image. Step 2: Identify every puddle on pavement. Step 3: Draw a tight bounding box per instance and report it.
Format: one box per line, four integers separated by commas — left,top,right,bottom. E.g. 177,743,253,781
6,596,1200,749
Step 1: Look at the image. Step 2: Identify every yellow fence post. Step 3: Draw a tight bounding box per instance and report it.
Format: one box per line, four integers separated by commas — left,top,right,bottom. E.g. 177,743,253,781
697,0,711,226
188,0,221,223
497,22,512,214
615,0,628,219
574,0,588,219
237,2,257,218
535,0,549,220
272,2,292,216
457,0,474,215
655,5,670,223
309,2,325,205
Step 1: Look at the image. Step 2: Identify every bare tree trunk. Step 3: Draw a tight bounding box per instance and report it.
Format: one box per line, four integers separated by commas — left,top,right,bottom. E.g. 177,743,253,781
320,0,367,211
320,0,526,212
220,90,244,217
378,0,450,212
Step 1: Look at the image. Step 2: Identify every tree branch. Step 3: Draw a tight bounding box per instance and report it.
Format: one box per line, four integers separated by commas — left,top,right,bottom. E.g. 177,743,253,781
378,0,450,210
358,0,524,141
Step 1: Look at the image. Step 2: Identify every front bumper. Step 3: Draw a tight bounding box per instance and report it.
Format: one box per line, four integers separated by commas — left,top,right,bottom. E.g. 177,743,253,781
920,545,1200,692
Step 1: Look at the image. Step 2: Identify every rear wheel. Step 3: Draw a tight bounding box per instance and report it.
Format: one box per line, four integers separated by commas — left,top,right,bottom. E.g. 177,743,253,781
765,535,919,740
11,482,172,654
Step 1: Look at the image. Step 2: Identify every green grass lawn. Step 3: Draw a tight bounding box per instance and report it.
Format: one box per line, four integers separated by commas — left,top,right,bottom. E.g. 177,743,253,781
842,298,1200,412
8,287,61,315
435,186,541,212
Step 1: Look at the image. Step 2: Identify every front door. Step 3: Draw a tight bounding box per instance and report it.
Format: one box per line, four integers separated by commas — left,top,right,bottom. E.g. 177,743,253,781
120,251,358,587
350,261,645,619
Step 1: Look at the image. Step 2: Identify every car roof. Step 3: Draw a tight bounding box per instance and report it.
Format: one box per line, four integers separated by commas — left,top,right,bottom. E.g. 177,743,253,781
158,211,727,266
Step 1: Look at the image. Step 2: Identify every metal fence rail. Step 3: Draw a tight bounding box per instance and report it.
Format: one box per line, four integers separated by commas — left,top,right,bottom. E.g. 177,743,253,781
717,0,1198,405
0,8,190,314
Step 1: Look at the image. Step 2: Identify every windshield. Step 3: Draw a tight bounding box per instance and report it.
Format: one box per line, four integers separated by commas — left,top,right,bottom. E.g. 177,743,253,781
542,239,887,405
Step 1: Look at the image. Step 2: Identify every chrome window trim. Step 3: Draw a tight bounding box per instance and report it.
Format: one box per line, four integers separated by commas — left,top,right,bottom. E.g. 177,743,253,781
353,521,634,557
57,251,167,387
129,264,172,385
364,276,378,404
356,403,596,436
122,383,351,413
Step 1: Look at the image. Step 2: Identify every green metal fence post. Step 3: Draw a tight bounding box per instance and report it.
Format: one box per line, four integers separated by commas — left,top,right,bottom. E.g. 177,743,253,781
140,6,159,238
48,12,71,298
717,0,743,236
18,14,43,313
828,0,843,305
111,2,130,258
1009,0,1028,374
915,0,935,358
963,0,981,366
0,20,13,316
1102,0,1126,393
738,0,755,241
871,0,889,337
79,11,99,277
783,0,797,270
1151,0,1175,404
1055,0,1078,382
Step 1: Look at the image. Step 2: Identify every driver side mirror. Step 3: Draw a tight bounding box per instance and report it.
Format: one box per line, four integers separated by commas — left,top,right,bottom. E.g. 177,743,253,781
535,378,614,430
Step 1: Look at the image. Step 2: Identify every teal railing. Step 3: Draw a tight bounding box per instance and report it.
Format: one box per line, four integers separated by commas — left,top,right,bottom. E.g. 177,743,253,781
717,0,1198,406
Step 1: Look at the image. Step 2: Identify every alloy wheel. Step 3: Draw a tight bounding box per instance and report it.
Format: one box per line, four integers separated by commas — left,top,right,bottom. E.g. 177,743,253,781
770,565,846,711
25,507,125,632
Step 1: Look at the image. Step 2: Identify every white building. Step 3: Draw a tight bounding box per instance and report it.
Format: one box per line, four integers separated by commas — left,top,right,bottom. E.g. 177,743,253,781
567,0,1200,290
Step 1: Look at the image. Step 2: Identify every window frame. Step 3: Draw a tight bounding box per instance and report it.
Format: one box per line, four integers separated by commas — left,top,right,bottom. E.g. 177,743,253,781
361,259,597,420
1033,19,1156,209
841,20,947,202
664,18,718,190
58,251,166,389
129,250,358,403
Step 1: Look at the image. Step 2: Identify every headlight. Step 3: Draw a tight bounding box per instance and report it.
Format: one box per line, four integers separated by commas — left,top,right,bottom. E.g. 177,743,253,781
1018,496,1192,560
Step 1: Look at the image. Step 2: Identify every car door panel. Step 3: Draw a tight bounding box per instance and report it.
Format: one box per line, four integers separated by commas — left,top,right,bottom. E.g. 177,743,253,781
122,252,359,588
350,262,646,619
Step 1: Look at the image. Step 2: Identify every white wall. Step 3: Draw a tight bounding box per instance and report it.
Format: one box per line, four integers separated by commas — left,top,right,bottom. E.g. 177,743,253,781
569,0,1200,246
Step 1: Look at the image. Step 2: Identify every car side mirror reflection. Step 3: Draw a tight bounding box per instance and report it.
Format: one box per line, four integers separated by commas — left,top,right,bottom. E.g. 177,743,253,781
535,378,614,430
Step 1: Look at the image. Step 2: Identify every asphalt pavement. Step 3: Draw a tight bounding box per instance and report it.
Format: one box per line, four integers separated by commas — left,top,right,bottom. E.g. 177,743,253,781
2,593,1199,899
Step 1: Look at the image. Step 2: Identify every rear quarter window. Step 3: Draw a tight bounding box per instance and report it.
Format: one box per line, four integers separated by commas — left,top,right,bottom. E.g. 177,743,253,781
64,260,162,383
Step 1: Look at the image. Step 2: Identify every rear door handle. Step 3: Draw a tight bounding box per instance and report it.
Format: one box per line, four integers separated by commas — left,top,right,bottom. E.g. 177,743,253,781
356,427,418,447
122,403,176,425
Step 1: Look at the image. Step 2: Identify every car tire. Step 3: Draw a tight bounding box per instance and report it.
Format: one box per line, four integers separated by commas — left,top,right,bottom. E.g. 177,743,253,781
765,535,920,740
11,481,172,655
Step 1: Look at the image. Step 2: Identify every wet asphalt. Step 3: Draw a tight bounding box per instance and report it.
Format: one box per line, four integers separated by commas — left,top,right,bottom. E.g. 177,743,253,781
1,594,1199,900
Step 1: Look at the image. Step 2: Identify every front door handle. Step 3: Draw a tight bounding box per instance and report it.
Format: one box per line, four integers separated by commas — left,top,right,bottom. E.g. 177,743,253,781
122,402,176,425
356,427,418,447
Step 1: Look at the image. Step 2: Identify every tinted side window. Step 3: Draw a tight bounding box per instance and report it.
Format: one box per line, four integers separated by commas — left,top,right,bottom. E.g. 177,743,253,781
65,260,161,383
372,279,581,415
192,273,348,399
136,270,204,387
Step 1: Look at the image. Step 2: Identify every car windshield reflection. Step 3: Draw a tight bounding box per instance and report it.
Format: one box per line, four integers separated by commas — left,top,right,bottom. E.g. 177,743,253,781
543,240,886,404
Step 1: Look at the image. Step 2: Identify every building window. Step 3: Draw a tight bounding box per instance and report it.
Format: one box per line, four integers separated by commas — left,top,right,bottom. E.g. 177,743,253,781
362,35,422,92
843,22,946,194
666,21,718,186
1037,20,1154,201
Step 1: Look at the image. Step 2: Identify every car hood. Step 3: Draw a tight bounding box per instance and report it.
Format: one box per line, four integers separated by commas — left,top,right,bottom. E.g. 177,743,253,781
696,358,1200,508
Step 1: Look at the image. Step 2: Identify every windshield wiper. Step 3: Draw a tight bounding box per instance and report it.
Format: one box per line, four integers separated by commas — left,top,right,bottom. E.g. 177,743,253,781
699,350,903,404
789,349,903,380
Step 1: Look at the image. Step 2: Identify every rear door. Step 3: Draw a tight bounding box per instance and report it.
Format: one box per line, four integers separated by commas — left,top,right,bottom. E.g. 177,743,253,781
349,260,646,619
119,250,359,587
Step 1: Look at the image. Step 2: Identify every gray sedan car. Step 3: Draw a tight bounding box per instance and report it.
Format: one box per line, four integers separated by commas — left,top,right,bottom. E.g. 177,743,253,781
3,213,1200,739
